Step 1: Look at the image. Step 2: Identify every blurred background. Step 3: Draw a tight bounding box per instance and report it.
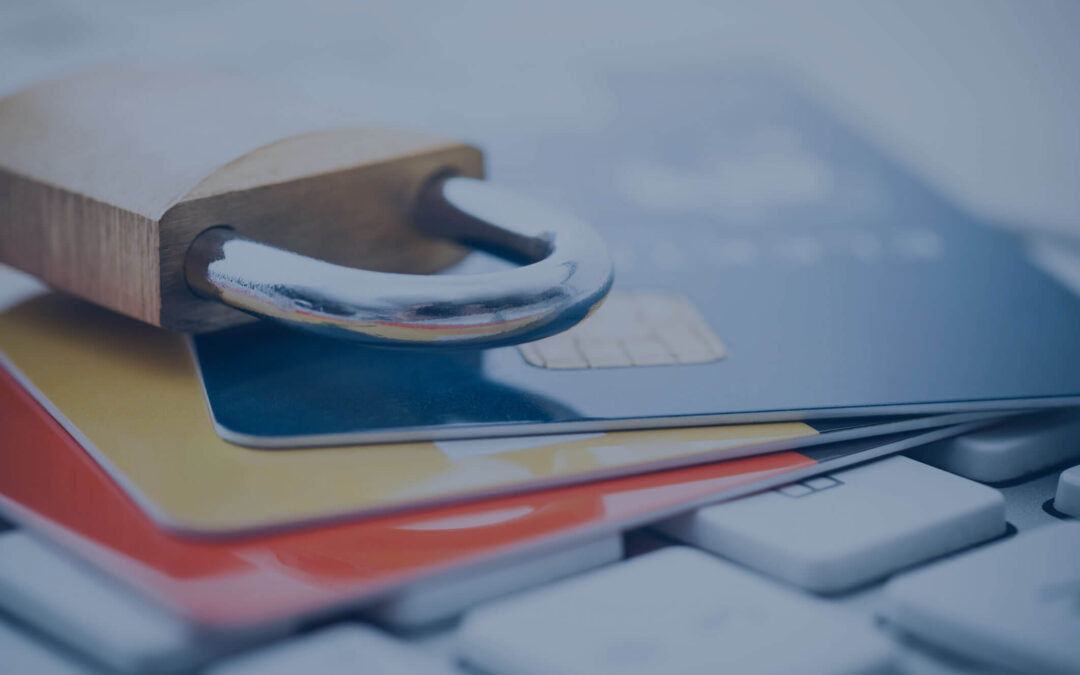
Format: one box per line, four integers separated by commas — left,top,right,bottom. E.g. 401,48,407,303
2,0,1078,239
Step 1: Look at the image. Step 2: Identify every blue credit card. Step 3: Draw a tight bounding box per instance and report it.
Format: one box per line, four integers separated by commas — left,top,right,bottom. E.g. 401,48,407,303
192,68,1080,445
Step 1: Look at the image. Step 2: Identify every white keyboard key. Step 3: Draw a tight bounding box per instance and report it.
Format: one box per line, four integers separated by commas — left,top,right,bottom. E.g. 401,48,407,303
0,620,98,675
908,410,1080,482
208,624,458,675
457,547,893,675
657,456,1006,592
368,536,622,629
1055,465,1080,517
882,522,1080,675
0,532,227,673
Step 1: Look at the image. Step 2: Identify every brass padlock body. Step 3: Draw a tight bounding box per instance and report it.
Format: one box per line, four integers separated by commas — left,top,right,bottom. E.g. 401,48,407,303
0,67,482,332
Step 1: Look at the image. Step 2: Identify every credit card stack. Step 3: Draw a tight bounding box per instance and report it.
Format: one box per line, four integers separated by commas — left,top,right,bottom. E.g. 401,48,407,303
2,66,1080,673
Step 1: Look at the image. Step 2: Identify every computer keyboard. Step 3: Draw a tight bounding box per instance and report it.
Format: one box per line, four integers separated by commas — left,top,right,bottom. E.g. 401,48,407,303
2,412,1079,674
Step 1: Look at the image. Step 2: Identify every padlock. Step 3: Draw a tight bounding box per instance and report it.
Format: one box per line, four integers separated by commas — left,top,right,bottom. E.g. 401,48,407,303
0,66,612,348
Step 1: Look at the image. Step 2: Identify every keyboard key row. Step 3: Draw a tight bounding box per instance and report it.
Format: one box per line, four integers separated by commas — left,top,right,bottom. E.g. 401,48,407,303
207,523,1080,675
0,445,1073,674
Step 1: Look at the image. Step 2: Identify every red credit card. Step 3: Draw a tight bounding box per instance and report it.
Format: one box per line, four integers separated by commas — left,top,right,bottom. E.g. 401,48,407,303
0,364,968,631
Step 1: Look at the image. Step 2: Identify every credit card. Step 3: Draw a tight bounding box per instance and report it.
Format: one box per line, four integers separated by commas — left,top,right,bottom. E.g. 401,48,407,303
0,290,991,535
0,360,986,630
190,67,1080,445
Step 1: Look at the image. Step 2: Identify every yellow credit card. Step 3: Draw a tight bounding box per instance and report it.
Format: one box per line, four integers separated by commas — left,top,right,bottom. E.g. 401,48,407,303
0,293,825,534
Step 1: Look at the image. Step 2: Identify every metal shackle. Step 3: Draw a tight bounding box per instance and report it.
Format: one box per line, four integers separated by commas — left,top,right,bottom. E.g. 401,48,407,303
184,176,614,348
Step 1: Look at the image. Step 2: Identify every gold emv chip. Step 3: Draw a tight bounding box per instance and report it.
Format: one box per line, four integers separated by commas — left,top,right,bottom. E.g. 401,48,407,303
518,291,726,369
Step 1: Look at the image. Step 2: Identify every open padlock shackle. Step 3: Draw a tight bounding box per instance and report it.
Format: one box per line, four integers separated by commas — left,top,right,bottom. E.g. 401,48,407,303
184,176,614,348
